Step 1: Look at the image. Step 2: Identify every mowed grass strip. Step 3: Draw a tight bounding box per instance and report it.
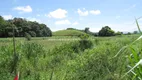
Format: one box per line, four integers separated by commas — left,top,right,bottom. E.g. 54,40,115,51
53,30,86,36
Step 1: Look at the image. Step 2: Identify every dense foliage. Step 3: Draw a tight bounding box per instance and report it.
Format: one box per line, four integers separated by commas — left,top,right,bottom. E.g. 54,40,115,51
115,31,122,35
98,26,115,36
0,16,52,37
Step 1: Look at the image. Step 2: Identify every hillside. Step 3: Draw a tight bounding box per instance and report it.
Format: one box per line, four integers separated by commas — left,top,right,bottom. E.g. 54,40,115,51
53,29,86,36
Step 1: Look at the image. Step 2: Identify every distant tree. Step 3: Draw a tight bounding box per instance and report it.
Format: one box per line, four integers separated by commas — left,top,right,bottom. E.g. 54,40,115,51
66,28,76,30
127,32,131,35
0,16,7,37
94,33,99,36
115,31,122,35
84,27,89,33
84,27,96,36
98,26,115,36
0,15,52,37
12,18,28,37
133,31,138,34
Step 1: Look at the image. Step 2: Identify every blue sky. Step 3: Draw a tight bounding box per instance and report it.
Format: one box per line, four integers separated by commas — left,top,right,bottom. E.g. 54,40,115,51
0,0,142,32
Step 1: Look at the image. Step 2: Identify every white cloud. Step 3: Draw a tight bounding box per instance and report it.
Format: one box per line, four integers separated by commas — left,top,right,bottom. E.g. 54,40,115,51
2,15,13,20
77,9,88,16
72,22,79,25
14,5,32,13
47,8,67,19
90,10,101,15
55,20,71,25
27,17,41,23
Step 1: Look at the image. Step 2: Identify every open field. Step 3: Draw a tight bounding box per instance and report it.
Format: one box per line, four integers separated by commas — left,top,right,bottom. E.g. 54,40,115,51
0,34,140,50
0,36,80,50
0,34,142,80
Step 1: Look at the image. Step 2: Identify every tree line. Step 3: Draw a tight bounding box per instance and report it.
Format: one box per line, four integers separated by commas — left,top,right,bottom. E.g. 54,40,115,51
67,26,138,37
0,16,52,37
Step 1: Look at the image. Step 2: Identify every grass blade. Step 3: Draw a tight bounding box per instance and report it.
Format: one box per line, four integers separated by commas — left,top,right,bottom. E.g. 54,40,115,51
135,18,142,34
113,46,127,58
122,59,142,78
50,70,54,80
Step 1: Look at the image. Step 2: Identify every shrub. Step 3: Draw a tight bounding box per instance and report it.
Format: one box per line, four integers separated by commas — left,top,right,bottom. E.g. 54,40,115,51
79,39,93,51
125,32,131,35
28,31,36,37
115,31,122,35
25,32,31,41
78,34,89,40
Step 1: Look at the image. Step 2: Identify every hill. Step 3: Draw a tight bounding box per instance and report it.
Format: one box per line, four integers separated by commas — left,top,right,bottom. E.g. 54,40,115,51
53,29,86,36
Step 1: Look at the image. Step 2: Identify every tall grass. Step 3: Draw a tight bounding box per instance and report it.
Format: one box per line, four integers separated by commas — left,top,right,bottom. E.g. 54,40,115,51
0,36,94,80
113,18,142,79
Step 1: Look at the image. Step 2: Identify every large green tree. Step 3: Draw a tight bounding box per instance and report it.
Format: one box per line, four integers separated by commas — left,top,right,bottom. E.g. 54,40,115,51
98,26,115,36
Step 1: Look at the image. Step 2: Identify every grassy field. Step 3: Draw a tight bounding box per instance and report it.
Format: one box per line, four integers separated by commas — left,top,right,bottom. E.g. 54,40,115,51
0,36,78,50
0,34,142,80
53,29,86,36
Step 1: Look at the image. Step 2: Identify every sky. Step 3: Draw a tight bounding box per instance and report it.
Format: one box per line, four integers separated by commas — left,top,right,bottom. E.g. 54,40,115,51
0,0,142,32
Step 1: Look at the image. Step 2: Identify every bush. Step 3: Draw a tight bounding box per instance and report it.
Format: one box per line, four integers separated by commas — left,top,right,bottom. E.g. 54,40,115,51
126,32,131,35
78,34,93,51
78,34,89,40
28,31,36,37
115,31,122,35
25,32,31,41
79,39,93,51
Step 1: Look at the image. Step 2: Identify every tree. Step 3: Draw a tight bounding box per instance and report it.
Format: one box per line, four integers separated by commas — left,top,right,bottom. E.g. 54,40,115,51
98,26,115,36
115,31,122,35
127,32,131,35
28,31,36,37
0,16,7,37
0,15,52,37
84,27,89,33
66,28,76,30
133,31,138,34
39,24,52,37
